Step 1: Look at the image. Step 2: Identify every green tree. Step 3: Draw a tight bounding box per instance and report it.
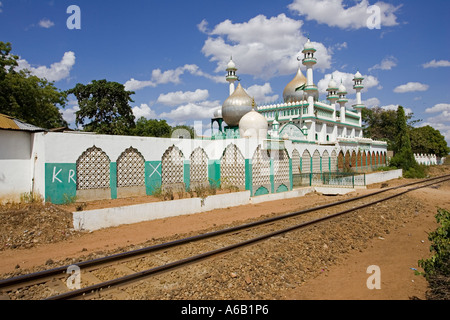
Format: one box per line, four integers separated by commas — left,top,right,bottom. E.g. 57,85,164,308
67,80,135,135
389,106,425,177
0,42,68,129
133,117,172,137
410,125,450,158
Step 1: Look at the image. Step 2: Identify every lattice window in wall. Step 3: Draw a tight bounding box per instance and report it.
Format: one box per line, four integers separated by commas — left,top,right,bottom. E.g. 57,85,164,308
252,145,270,187
76,146,111,190
312,150,321,173
161,145,184,186
190,147,209,185
292,149,300,174
330,150,337,172
117,147,145,188
221,144,245,188
322,150,330,173
302,150,311,173
272,149,290,184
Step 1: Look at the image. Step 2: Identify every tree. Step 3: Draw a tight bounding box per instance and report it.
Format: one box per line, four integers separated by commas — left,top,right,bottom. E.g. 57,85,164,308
362,106,419,151
0,42,68,129
410,125,450,158
67,80,135,135
133,117,172,137
389,106,425,177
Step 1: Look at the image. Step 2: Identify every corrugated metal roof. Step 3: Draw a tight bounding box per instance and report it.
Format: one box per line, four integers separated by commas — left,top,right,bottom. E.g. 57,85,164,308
0,113,46,132
0,113,20,130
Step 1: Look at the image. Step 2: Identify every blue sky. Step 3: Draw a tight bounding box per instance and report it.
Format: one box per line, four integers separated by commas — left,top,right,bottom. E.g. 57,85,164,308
1,0,449,143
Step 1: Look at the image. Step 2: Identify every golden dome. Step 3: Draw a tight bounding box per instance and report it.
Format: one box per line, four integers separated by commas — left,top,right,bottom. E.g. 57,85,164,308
283,68,307,103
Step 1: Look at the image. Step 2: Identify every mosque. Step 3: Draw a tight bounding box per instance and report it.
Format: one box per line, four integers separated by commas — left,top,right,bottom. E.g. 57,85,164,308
211,39,370,146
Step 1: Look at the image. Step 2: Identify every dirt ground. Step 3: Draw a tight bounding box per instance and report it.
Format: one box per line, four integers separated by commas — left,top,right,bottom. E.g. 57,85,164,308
1,166,449,300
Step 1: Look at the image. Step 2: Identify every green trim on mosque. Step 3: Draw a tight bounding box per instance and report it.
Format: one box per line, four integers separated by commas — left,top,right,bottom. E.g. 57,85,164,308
245,159,252,195
146,161,162,196
183,160,190,191
110,162,117,199
208,159,221,188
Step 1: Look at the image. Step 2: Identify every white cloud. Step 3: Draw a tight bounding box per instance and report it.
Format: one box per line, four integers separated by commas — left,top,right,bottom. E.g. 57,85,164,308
288,0,401,30
61,103,79,127
393,82,429,93
380,104,413,115
39,18,55,28
425,103,450,114
157,89,209,106
318,71,379,95
246,83,279,104
159,100,221,123
124,64,224,91
0,2,3,13
201,14,332,80
132,103,158,120
17,51,75,82
422,60,450,68
369,56,397,71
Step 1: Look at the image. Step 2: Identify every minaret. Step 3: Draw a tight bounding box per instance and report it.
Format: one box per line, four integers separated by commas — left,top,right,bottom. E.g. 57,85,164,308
326,76,339,120
226,56,238,96
337,81,348,125
352,71,365,127
301,39,318,115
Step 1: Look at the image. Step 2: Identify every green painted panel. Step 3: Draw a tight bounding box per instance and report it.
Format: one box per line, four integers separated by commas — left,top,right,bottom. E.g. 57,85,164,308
146,161,162,195
45,163,77,204
270,158,275,193
276,184,289,193
289,158,293,190
110,162,117,199
245,159,252,194
254,186,269,196
184,160,190,191
208,160,220,188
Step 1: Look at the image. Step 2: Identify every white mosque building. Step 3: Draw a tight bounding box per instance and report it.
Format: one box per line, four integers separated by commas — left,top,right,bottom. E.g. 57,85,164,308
211,39,381,149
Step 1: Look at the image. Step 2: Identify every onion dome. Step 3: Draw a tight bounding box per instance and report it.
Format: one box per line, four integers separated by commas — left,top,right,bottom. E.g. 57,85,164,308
213,108,222,119
239,99,268,139
222,83,253,127
328,77,338,89
303,39,315,52
227,57,236,71
338,83,347,95
283,68,307,103
354,70,363,79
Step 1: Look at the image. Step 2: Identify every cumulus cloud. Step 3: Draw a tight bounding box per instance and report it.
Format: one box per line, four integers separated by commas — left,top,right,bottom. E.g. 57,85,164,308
200,14,332,80
17,51,75,82
288,0,401,29
39,18,55,28
369,56,397,71
422,60,450,68
425,103,450,114
317,71,379,95
124,64,224,91
380,104,413,115
246,83,279,104
393,82,429,93
132,103,158,120
159,100,221,123
157,89,209,107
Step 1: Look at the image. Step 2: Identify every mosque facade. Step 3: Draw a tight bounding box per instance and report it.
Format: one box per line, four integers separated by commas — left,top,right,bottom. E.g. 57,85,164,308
211,39,386,152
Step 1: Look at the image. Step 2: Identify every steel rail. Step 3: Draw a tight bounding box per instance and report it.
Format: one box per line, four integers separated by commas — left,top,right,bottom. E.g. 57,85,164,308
46,175,450,300
1,173,449,292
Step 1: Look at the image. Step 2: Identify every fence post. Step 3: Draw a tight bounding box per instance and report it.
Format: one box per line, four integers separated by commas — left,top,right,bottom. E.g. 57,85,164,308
352,173,355,188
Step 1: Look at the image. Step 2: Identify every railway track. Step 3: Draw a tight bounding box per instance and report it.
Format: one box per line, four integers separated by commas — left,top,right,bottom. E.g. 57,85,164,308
1,174,449,300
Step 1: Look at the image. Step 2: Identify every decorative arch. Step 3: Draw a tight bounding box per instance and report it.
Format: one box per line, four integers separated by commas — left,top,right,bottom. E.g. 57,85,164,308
351,150,357,168
161,145,184,189
116,147,145,188
322,150,330,173
252,145,270,189
272,149,290,186
221,143,245,188
330,150,337,172
292,149,301,174
338,151,344,171
76,146,111,190
190,147,209,188
312,150,321,173
302,150,311,173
